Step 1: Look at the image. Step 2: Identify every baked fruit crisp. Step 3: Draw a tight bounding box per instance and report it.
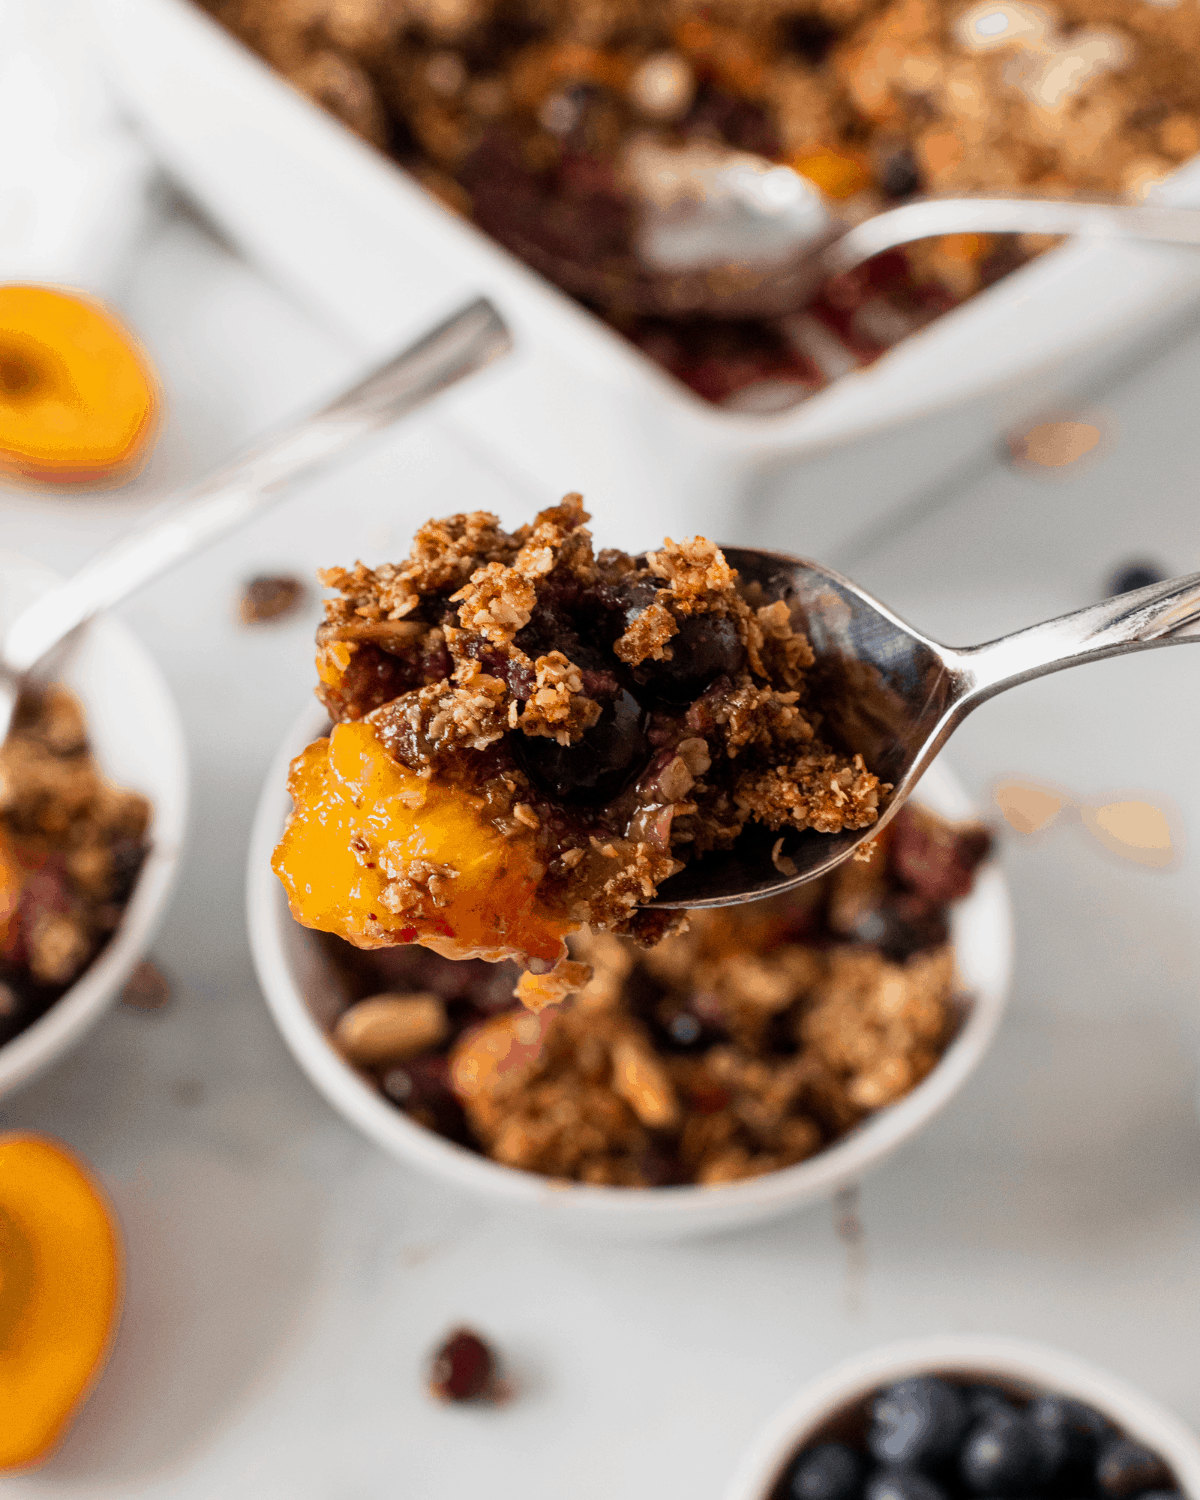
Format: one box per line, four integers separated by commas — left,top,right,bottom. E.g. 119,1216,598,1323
0,687,151,1046
318,799,990,1187
203,0,1200,409
272,496,884,1004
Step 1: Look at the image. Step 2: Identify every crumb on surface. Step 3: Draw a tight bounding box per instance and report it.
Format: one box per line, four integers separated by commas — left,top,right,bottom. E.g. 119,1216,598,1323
120,958,172,1011
239,573,307,624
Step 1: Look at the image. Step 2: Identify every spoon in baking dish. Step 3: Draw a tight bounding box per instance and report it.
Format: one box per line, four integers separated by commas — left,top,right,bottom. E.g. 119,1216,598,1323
0,297,511,744
649,550,1200,909
520,139,1200,319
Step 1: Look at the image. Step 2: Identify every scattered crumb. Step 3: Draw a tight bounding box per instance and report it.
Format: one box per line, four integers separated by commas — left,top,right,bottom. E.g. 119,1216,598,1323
239,574,307,624
120,959,172,1011
1082,800,1175,868
428,1327,510,1404
1007,419,1104,472
993,779,1066,835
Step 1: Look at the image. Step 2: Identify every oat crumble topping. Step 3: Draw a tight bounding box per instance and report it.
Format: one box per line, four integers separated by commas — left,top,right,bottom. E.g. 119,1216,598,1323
0,686,151,1046
272,496,885,999
321,799,991,1186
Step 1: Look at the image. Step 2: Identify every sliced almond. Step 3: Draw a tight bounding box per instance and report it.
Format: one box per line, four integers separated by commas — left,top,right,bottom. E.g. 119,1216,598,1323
611,1037,680,1129
333,992,448,1066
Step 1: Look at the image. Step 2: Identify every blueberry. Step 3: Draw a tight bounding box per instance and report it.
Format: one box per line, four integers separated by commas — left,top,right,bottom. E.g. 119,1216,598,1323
666,1011,704,1048
879,146,922,199
842,896,949,961
1027,1394,1109,1481
779,13,838,63
788,1442,868,1500
1107,561,1167,597
599,574,745,703
865,1469,948,1500
1096,1438,1173,1498
637,612,746,703
869,1377,970,1470
964,1386,1019,1426
516,688,648,803
961,1411,1052,1494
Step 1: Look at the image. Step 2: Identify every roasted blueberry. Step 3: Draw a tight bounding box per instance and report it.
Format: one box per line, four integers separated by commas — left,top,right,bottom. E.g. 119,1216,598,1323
779,13,838,63
1027,1394,1109,1482
598,573,745,702
516,688,648,803
788,1442,868,1500
865,1468,948,1500
382,1056,474,1147
666,1011,704,1047
637,612,746,703
961,1410,1051,1494
879,146,922,199
842,895,949,961
868,1376,969,1469
1096,1438,1173,1498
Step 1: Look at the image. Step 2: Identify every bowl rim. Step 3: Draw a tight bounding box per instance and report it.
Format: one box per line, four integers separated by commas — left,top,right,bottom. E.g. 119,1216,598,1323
87,0,1200,459
722,1334,1200,1500
0,556,190,1099
247,697,1012,1222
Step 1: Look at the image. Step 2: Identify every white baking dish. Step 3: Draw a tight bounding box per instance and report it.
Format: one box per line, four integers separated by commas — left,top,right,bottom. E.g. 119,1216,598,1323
86,0,1200,556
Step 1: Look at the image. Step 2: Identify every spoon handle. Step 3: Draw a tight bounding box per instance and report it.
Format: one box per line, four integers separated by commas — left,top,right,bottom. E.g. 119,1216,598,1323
823,198,1200,278
1,297,511,677
958,572,1200,703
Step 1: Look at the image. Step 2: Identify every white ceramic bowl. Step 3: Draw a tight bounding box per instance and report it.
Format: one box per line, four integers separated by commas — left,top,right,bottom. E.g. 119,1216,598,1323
725,1335,1200,1500
0,555,188,1100
84,0,1200,558
247,698,1012,1239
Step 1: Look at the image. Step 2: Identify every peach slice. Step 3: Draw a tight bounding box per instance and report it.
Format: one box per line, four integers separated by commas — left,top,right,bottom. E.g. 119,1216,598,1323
0,285,158,485
273,719,577,974
0,1134,122,1469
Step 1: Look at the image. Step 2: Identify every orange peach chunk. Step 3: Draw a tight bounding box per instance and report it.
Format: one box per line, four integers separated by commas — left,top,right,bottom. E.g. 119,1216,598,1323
272,720,577,971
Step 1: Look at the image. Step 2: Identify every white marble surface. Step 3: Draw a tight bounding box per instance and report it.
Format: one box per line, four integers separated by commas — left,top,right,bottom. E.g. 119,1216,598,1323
2,200,1200,1499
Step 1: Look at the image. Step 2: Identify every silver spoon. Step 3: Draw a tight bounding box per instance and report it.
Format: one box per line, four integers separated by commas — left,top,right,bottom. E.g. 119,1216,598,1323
649,550,1200,909
0,297,511,743
526,140,1200,319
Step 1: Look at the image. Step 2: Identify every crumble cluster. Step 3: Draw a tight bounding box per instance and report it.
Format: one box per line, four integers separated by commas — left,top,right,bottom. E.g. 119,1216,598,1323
204,0,1200,407
323,799,991,1187
310,494,883,943
0,687,150,1045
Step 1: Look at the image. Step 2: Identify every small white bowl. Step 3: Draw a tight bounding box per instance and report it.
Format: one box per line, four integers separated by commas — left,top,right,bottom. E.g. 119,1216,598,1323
0,555,189,1100
247,699,1012,1239
725,1335,1200,1500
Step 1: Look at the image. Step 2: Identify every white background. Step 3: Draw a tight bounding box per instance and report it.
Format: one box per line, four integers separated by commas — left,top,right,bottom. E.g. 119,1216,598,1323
2,75,1200,1500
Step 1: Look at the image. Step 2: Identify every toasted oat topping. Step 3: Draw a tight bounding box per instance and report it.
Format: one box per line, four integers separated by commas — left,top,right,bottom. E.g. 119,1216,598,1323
0,686,150,1037
290,495,886,998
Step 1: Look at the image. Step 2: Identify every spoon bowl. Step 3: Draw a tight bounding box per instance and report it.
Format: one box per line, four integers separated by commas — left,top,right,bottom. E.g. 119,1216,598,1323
529,140,1200,321
651,551,1200,908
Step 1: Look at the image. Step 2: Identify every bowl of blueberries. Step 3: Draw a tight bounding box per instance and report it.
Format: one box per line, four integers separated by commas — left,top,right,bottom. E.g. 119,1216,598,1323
725,1336,1200,1500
